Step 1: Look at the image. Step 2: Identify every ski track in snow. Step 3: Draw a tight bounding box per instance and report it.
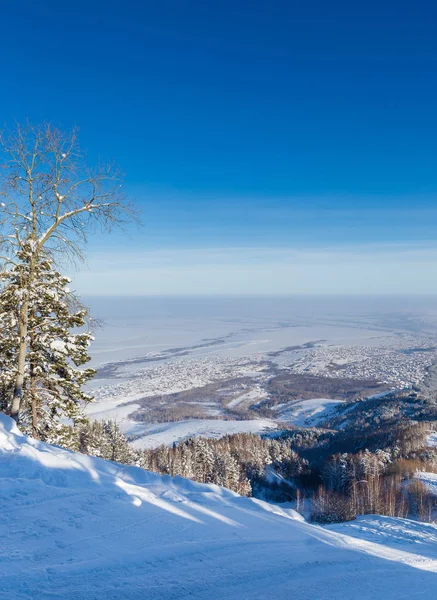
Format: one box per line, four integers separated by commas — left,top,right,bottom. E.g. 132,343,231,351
1,414,437,599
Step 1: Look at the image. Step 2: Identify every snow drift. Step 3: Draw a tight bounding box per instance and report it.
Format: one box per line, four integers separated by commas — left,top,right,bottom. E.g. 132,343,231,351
1,413,437,599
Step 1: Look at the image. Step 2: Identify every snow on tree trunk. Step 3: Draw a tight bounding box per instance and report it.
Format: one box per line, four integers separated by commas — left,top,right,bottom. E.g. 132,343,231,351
0,246,96,444
10,297,29,422
0,121,136,436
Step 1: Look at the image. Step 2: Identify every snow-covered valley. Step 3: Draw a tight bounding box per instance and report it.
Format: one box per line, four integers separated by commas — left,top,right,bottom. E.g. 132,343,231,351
2,412,437,599
129,418,278,450
83,296,437,449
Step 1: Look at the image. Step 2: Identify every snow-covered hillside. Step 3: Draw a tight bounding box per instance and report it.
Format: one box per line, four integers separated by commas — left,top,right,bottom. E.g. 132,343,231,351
129,418,278,449
2,413,437,599
272,397,345,427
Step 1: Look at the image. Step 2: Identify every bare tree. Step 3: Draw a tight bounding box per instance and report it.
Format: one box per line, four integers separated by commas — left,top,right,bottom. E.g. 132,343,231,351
0,122,138,422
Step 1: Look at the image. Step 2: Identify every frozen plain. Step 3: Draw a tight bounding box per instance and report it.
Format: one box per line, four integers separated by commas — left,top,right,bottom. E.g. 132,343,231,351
84,296,437,447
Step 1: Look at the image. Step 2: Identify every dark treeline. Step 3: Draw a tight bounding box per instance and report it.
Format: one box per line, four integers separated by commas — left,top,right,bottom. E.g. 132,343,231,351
139,434,308,497
71,422,308,498
68,417,437,524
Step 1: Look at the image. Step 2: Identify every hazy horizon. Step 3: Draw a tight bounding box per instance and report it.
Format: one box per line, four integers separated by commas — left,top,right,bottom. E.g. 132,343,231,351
3,3,437,297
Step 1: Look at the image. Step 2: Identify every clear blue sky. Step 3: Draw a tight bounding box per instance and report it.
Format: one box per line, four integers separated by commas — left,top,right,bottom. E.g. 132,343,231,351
2,1,437,294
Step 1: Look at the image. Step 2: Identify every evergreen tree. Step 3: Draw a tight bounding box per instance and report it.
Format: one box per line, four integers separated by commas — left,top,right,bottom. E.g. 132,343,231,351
0,122,136,423
78,421,107,456
180,445,194,479
102,420,137,464
0,245,95,445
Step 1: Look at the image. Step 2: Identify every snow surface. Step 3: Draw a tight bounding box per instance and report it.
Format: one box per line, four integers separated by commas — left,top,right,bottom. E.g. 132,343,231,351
274,397,345,427
129,418,278,449
226,386,267,408
416,471,437,496
85,357,267,438
2,412,437,599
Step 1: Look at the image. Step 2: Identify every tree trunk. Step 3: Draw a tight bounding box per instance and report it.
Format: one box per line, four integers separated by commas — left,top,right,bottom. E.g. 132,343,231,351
29,314,38,438
10,299,29,423
31,397,38,436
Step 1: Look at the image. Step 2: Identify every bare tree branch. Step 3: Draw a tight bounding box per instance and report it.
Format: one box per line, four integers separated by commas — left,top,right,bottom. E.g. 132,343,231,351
0,121,141,422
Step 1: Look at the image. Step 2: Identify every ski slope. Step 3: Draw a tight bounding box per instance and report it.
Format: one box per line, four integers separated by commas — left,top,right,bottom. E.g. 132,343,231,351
1,413,437,599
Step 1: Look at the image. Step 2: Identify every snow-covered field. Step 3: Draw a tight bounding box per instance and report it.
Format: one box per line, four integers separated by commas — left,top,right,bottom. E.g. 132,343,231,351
86,295,397,367
226,385,267,408
83,296,437,448
416,471,437,496
273,397,345,427
85,356,274,446
88,356,266,413
427,432,437,447
2,413,437,599
129,418,278,449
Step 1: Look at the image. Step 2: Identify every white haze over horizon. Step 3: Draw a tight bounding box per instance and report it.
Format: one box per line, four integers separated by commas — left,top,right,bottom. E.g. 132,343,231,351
73,242,437,296
83,295,437,368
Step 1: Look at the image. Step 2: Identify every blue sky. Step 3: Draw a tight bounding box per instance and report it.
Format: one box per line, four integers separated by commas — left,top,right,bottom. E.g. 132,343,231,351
2,1,437,294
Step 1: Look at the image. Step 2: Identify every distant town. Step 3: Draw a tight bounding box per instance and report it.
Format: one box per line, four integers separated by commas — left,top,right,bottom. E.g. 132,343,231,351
289,333,437,389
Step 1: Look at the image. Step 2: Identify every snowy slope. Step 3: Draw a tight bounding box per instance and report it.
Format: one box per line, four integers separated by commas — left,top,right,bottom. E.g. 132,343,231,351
416,471,437,496
2,414,437,599
274,397,344,426
129,418,278,449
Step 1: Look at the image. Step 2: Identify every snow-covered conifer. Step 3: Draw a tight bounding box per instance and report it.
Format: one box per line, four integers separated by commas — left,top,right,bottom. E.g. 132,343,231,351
102,420,137,464
0,122,137,424
0,246,95,445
